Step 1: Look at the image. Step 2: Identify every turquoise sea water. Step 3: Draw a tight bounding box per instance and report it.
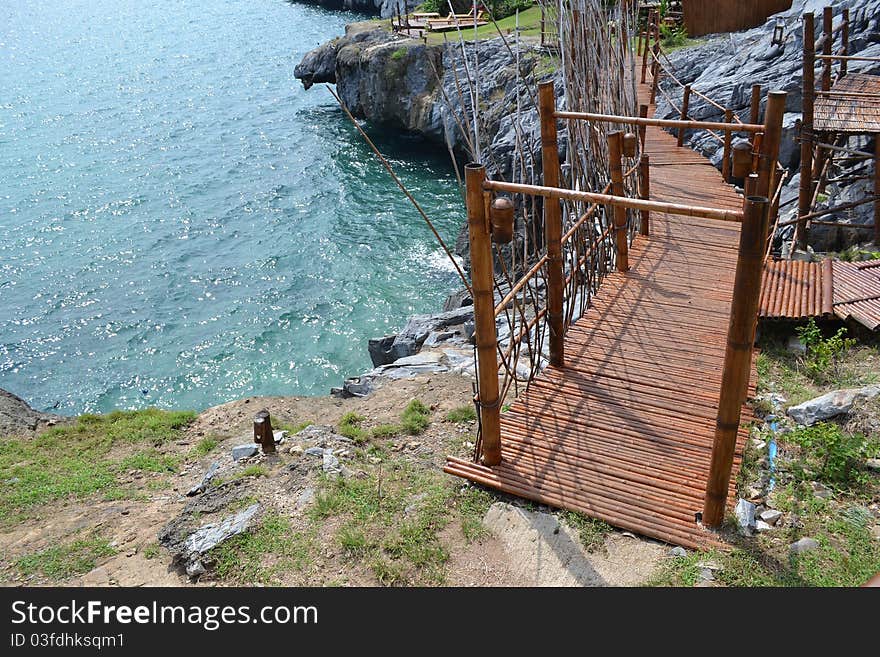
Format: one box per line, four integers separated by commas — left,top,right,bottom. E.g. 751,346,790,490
0,0,463,414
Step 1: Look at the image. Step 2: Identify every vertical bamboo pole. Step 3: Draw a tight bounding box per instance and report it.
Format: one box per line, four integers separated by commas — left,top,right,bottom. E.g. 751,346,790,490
749,84,762,126
608,131,629,272
797,12,816,251
751,132,763,174
639,154,650,236
822,6,833,92
841,8,849,78
650,60,659,105
638,104,648,146
649,17,660,104
744,172,757,198
465,163,501,466
722,109,733,183
641,10,651,83
702,196,770,528
677,85,691,147
875,137,880,246
749,84,761,148
538,81,565,368
755,91,786,201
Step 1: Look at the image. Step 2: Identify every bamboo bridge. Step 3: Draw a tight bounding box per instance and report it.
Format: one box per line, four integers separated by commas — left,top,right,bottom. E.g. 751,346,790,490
444,34,789,548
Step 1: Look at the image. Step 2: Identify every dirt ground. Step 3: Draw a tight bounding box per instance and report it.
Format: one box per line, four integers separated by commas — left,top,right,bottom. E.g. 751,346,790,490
0,371,667,587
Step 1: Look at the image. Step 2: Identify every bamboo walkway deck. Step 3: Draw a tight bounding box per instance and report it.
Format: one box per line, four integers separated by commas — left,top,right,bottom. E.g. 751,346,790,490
445,83,755,549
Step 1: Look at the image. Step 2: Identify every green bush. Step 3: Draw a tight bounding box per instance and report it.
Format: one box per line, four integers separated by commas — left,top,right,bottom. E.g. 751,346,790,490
416,0,442,13
484,0,533,21
788,422,878,488
795,319,856,384
660,23,688,48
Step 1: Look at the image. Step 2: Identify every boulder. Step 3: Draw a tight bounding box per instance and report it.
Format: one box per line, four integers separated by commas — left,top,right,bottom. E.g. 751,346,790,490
735,498,757,532
231,443,259,461
787,385,880,426
790,537,820,554
0,388,63,437
179,504,260,577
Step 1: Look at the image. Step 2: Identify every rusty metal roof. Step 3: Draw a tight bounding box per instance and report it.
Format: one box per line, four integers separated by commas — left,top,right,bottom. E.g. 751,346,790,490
814,73,880,133
833,260,880,330
759,259,833,320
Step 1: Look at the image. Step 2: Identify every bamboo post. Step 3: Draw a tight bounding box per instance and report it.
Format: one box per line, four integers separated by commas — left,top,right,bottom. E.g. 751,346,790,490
875,136,880,245
749,84,761,148
749,84,762,127
822,6,833,91
641,10,651,83
254,409,275,454
608,131,630,272
677,85,691,147
755,91,786,201
751,132,763,173
538,81,565,368
702,196,770,528
797,12,816,251
722,108,733,182
650,60,659,104
638,104,648,146
639,154,650,236
649,17,660,103
465,163,501,466
841,9,849,78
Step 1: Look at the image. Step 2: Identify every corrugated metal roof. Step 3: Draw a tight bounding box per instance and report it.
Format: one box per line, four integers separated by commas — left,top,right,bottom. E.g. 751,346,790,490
833,260,880,331
759,259,833,319
814,73,880,133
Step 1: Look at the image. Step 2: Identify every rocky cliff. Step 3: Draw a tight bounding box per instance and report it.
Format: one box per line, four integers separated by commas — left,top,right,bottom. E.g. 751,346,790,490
295,21,560,184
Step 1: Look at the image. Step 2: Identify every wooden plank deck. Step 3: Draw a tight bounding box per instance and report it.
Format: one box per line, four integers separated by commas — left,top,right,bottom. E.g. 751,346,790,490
444,81,756,549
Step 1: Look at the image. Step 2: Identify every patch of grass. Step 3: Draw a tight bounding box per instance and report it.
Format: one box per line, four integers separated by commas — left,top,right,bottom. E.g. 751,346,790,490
309,465,453,585
234,465,268,479
277,421,312,436
338,412,369,443
371,424,400,439
142,543,161,560
390,46,408,60
446,405,477,423
211,511,314,585
120,449,181,474
560,510,611,552
16,536,117,581
400,400,431,435
0,408,196,525
193,436,219,457
337,523,370,555
423,5,544,45
457,486,494,542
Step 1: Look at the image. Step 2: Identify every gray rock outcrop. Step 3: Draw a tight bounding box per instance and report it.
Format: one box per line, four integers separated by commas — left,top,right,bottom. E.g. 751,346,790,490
786,385,880,425
296,23,560,183
0,388,63,437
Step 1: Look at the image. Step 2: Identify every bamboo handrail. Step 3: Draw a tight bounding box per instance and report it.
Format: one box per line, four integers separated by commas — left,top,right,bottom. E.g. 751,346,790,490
484,180,744,222
554,111,763,134
815,90,880,99
816,54,880,62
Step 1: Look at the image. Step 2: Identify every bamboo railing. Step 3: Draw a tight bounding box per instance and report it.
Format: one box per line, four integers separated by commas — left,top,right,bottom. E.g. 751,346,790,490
466,75,786,526
797,6,879,248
